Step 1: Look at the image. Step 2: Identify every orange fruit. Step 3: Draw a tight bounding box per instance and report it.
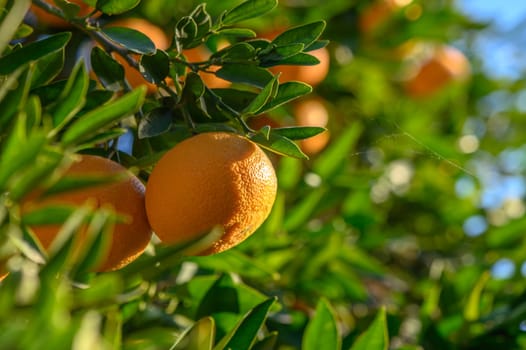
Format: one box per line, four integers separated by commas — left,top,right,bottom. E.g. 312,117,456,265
404,45,470,98
22,155,152,272
182,45,231,88
31,0,98,28
106,18,171,94
145,132,277,255
293,98,330,156
358,0,410,35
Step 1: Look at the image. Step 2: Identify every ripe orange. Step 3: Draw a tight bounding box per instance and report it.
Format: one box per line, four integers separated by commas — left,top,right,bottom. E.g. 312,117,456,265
106,18,171,93
31,0,98,28
293,98,330,155
183,45,231,88
403,45,470,98
22,155,152,272
145,132,277,255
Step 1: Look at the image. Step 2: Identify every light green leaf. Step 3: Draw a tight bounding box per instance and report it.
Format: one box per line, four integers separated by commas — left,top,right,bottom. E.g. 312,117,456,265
171,317,215,350
349,307,389,350
61,86,146,146
49,60,90,134
303,298,341,350
0,0,30,55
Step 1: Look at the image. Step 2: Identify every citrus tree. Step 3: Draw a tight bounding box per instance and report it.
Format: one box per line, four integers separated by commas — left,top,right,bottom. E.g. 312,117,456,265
1,0,526,349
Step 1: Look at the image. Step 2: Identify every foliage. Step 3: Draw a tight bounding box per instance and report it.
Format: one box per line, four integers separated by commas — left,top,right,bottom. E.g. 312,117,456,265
1,0,526,349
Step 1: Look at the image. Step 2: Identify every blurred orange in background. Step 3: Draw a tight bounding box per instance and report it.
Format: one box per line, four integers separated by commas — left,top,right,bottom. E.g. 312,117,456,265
293,97,330,156
403,45,471,98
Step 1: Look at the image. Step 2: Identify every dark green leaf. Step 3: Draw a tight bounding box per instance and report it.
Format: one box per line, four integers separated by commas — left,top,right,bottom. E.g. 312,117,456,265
250,131,308,159
216,64,273,88
0,32,71,75
272,126,326,140
349,307,388,350
30,49,65,88
140,49,169,84
261,52,320,67
243,75,279,115
259,81,312,113
138,107,173,138
272,21,326,48
61,86,146,146
252,332,278,350
102,27,156,54
302,298,340,350
176,16,198,49
96,0,140,15
211,42,256,61
222,0,278,25
90,46,125,89
214,298,276,350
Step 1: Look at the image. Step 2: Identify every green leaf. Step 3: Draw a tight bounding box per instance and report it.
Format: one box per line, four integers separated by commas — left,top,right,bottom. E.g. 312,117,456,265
96,0,141,15
252,332,278,350
175,16,198,49
190,4,212,40
259,81,312,113
22,205,76,225
272,21,326,48
140,49,170,84
349,307,389,350
214,298,276,350
222,0,278,25
464,271,491,321
171,317,215,350
0,130,47,190
251,131,307,159
313,123,362,179
261,52,320,67
90,47,125,89
0,0,30,55
216,28,256,38
138,107,173,138
272,126,326,140
0,32,71,75
303,298,341,350
49,60,89,134
243,75,279,115
61,86,146,146
211,42,256,61
102,27,156,54
30,49,65,88
216,64,273,88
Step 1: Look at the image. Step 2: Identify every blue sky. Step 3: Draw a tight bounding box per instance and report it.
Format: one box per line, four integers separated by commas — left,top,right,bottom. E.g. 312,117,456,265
457,0,526,79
